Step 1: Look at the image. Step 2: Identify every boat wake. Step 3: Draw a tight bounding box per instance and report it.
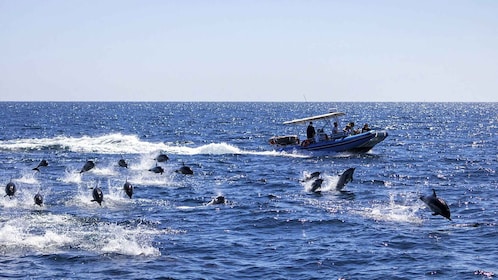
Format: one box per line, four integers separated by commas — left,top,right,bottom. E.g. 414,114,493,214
0,133,307,158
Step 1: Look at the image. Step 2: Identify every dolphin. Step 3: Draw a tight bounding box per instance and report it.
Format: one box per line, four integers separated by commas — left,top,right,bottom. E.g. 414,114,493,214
33,159,48,172
149,165,164,174
80,160,95,173
175,163,193,175
4,181,16,198
420,189,451,221
155,154,169,163
302,171,321,182
123,180,133,199
335,168,355,190
92,187,104,206
310,178,324,193
208,195,225,205
118,158,128,168
34,193,43,206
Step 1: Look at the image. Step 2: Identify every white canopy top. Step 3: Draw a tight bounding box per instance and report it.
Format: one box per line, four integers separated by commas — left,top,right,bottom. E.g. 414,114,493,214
283,111,346,125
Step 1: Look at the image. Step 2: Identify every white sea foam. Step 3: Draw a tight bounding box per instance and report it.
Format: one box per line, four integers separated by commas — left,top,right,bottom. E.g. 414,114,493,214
0,133,307,158
0,213,162,256
301,172,341,193
354,193,423,224
0,133,165,154
16,172,40,185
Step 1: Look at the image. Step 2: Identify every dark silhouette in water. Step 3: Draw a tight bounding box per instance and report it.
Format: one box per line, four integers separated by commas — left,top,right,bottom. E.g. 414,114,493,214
118,158,128,168
310,178,323,193
92,187,104,206
80,160,95,173
155,154,169,162
149,165,164,174
4,180,16,198
123,180,133,199
34,193,43,206
208,195,225,205
302,171,321,182
33,159,48,172
175,163,193,175
420,189,451,221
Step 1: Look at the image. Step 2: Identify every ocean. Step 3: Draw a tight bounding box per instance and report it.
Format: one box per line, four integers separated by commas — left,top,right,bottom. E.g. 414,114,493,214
0,102,496,279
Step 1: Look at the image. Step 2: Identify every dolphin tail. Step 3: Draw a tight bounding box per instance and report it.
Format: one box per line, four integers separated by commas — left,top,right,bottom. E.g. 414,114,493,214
33,167,40,172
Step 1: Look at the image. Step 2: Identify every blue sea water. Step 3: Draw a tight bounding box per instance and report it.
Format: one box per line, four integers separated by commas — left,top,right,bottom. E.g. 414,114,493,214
0,102,496,279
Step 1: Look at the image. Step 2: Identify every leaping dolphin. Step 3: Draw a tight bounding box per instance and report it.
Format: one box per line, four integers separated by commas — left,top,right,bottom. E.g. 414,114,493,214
301,171,321,182
33,159,48,172
420,189,452,221
175,163,193,175
335,168,355,191
80,160,95,173
155,154,169,162
123,179,133,199
149,165,164,174
4,180,16,198
118,158,128,168
34,193,43,206
310,178,324,193
92,187,104,206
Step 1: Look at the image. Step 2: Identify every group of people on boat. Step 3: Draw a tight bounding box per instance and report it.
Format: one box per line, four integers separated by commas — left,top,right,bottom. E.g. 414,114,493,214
343,122,371,136
306,121,371,144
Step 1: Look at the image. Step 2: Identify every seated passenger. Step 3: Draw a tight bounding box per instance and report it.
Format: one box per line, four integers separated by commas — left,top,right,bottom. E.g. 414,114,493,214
362,123,371,132
349,122,359,135
317,128,328,141
343,124,352,136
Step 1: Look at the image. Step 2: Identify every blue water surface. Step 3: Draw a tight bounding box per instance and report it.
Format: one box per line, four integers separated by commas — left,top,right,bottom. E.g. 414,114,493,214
0,102,496,279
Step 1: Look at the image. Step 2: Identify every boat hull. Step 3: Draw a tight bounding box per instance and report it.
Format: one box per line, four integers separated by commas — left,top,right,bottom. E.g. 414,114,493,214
272,130,388,153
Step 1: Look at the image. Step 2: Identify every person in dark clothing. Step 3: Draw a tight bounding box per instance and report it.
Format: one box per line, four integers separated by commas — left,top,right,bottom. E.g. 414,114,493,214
307,122,316,141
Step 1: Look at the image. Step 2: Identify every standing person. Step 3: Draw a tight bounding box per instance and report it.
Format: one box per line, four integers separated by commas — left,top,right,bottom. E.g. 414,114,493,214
332,122,339,135
307,122,316,142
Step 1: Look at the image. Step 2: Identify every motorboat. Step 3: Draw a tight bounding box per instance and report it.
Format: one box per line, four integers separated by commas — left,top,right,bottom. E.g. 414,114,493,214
269,110,388,153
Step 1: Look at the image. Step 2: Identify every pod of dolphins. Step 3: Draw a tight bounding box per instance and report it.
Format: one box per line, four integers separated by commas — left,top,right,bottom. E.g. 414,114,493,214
5,157,452,221
304,167,452,221
3,153,196,207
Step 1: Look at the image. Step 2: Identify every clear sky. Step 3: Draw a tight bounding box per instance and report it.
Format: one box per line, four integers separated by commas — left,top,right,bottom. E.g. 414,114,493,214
1,0,497,102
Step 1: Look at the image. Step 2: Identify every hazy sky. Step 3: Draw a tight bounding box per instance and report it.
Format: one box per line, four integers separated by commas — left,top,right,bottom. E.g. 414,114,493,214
1,0,497,102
